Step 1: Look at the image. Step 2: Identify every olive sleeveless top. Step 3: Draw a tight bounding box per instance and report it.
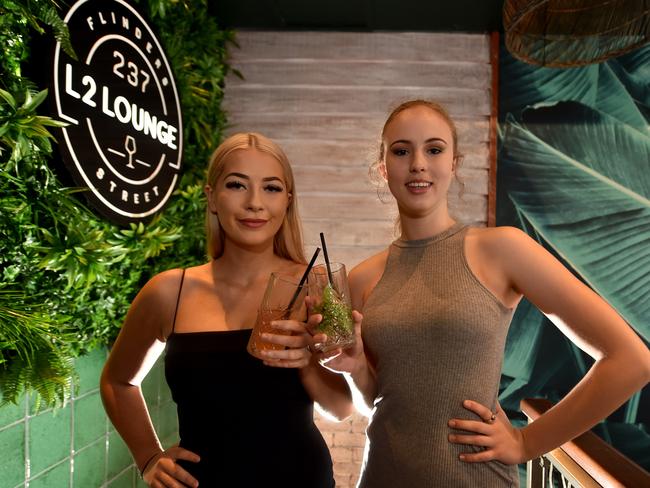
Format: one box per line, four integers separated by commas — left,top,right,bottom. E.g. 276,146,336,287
164,270,334,487
359,223,519,487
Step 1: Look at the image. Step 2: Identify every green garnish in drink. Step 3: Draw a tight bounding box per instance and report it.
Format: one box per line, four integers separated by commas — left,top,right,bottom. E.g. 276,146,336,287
314,283,353,339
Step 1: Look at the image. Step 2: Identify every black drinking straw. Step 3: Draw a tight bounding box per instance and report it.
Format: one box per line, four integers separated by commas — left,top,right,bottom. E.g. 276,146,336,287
319,232,334,285
285,246,320,315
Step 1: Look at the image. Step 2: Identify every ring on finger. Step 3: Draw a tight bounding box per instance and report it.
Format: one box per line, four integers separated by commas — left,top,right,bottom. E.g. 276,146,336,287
485,412,497,424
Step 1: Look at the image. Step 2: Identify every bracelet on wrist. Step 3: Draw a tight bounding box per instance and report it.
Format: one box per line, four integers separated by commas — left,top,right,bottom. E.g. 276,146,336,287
139,451,162,479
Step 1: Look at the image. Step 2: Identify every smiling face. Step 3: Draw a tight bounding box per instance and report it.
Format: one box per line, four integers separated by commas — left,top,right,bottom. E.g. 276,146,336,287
381,105,456,221
206,147,291,253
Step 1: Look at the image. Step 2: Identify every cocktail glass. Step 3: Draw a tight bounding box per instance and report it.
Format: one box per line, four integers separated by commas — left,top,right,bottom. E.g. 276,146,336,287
247,272,307,359
309,262,355,352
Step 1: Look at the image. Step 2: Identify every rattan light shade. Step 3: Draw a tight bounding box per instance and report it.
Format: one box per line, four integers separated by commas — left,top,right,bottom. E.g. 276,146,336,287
504,0,650,67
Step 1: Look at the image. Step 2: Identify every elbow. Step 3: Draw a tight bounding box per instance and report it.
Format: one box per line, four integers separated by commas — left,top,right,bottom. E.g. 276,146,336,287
607,345,650,392
99,367,118,405
642,348,650,385
99,363,119,391
99,365,138,400
629,343,650,388
99,367,110,394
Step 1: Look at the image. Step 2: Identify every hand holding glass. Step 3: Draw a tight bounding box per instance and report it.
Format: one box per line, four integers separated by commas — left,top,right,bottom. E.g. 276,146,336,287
309,262,356,352
247,272,307,360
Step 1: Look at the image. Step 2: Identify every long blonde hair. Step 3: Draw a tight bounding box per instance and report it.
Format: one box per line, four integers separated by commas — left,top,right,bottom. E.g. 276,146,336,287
205,133,306,264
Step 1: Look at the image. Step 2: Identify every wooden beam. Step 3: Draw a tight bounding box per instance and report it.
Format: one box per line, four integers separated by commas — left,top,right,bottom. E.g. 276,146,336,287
487,31,499,227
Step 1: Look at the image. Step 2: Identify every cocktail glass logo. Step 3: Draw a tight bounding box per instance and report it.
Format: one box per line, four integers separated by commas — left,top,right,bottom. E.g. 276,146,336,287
53,0,182,224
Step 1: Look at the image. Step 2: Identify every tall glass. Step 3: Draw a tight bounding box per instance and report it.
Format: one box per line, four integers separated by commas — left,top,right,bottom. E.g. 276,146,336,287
247,272,307,360
309,262,355,352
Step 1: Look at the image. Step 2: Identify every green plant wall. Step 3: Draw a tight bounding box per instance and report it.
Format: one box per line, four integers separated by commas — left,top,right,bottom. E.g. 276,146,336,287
0,0,235,408
497,41,650,470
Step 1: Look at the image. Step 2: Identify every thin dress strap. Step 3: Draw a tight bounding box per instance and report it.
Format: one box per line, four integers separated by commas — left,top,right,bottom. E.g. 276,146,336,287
171,269,186,333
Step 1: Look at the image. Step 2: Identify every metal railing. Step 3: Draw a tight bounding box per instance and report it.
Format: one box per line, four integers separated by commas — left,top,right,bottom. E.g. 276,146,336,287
521,398,650,488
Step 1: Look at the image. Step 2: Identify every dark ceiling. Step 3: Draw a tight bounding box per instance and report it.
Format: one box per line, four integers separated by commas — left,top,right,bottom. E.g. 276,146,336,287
209,0,506,32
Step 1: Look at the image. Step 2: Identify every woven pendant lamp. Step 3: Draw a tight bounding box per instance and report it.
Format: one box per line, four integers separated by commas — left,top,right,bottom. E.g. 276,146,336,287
503,0,650,67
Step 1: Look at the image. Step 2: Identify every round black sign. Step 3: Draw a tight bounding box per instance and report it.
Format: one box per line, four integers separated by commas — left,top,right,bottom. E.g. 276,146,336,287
53,0,182,224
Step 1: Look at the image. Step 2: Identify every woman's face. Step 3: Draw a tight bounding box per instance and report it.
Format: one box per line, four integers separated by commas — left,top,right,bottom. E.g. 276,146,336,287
206,148,290,252
382,106,455,219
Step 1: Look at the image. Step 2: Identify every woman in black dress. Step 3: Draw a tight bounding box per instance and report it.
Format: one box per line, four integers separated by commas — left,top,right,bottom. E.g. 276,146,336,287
101,132,353,487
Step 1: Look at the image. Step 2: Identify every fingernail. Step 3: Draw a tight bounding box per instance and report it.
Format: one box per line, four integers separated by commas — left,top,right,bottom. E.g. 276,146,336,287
448,434,454,441
463,400,470,407
459,454,465,461
448,420,456,427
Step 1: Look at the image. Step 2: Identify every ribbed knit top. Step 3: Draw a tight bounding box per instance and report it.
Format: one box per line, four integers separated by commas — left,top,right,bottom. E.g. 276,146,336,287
359,223,519,487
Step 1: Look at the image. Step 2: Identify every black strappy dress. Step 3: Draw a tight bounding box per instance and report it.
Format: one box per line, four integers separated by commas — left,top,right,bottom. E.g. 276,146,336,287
163,271,334,487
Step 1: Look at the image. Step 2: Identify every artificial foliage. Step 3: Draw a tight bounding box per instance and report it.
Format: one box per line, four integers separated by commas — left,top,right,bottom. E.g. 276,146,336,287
0,0,235,408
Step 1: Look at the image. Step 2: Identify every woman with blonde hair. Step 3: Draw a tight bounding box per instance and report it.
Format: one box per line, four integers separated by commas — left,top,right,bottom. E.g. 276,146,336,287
101,132,352,487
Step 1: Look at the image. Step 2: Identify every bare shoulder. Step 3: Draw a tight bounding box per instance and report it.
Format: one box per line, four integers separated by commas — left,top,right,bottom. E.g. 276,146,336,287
102,268,188,383
349,248,390,310
465,225,536,260
466,225,530,245
349,249,389,288
467,225,580,304
137,268,185,306
128,268,185,338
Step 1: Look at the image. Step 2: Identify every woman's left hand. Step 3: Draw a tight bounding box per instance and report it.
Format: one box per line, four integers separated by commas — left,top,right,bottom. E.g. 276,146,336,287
258,319,324,369
448,400,528,465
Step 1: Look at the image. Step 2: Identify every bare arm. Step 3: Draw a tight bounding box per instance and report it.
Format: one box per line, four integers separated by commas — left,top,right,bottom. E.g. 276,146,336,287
450,227,650,464
307,309,372,417
337,312,377,417
100,269,199,486
256,316,354,420
299,355,355,421
315,254,387,416
507,228,650,460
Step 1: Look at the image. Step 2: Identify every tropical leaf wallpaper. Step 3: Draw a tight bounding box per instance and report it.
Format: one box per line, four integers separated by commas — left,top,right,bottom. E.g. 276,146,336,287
497,42,650,470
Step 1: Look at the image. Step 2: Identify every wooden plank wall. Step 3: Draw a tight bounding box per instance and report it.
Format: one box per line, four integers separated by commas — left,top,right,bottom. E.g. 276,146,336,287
223,31,493,487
